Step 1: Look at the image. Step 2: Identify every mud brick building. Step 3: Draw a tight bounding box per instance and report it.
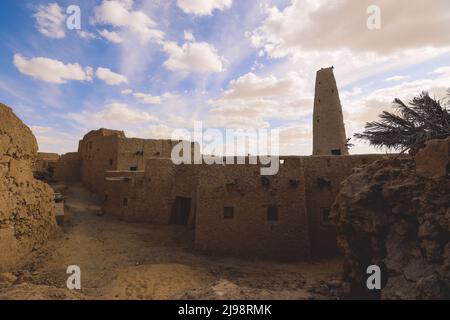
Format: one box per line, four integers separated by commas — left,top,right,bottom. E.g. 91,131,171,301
51,67,391,261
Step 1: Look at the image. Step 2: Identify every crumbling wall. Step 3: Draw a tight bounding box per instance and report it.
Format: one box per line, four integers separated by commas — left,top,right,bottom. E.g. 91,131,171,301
303,155,385,258
102,170,145,220
79,130,122,193
333,139,450,299
103,157,200,228
54,152,81,182
78,128,196,195
195,158,310,261
35,152,59,172
0,103,56,272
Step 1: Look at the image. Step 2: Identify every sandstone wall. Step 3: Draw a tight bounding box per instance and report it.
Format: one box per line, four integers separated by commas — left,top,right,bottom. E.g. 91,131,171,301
0,103,56,272
54,152,81,182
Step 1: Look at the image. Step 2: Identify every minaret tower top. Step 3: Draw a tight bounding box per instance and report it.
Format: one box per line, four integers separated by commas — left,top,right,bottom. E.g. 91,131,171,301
312,67,349,156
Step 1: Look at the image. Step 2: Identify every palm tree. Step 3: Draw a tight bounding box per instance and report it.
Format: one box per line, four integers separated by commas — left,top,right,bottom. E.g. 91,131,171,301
355,91,450,154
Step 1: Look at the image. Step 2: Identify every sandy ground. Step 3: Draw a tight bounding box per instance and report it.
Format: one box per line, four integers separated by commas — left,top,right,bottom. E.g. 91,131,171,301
0,183,342,300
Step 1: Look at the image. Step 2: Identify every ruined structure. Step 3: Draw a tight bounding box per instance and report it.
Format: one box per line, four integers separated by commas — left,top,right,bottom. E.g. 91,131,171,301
313,67,349,156
333,138,449,299
0,104,56,272
99,154,384,260
49,67,397,261
34,153,59,179
55,128,198,194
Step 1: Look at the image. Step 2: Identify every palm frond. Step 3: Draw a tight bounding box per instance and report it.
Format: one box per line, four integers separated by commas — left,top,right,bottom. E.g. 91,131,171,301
355,91,450,154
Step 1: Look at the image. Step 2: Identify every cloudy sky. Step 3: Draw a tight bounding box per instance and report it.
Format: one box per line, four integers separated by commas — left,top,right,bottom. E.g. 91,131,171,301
0,0,449,155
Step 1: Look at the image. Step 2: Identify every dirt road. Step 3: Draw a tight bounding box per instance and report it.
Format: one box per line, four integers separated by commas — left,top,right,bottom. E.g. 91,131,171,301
0,183,342,300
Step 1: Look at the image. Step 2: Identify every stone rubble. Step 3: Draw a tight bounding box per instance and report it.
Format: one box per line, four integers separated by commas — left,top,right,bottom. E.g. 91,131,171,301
332,138,450,299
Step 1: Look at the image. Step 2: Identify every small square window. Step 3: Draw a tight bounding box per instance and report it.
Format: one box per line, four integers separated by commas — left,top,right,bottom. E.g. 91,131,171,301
123,198,128,207
224,207,234,219
331,149,342,155
267,206,278,221
130,166,138,171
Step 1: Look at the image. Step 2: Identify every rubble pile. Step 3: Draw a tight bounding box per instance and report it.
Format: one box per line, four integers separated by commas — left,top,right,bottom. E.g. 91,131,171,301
333,138,450,299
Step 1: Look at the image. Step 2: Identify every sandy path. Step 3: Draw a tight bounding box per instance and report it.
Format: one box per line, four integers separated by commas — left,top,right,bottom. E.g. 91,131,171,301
0,183,342,300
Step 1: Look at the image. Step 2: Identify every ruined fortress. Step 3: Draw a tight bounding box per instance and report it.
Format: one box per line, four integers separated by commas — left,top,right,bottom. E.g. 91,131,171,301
1,67,392,269
44,67,389,261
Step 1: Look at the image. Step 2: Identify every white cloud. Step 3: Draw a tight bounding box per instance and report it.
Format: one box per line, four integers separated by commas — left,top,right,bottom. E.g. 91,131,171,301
133,92,162,105
163,41,224,73
92,0,164,43
120,89,162,104
177,0,233,16
95,67,128,85
184,31,195,41
77,30,98,40
13,54,93,84
67,103,159,125
223,72,302,99
99,29,123,43
121,89,133,95
207,72,310,128
385,75,408,82
34,3,66,39
434,66,450,75
30,126,54,134
277,124,312,155
252,0,450,58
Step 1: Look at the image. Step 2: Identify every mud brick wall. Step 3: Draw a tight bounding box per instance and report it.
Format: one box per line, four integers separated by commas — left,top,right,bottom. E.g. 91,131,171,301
79,130,121,194
0,103,56,272
54,152,81,182
195,158,310,261
302,154,385,257
35,152,60,173
102,170,145,221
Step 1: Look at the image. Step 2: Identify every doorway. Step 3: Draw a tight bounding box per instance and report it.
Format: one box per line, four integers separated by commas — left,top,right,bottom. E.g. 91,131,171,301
170,197,191,225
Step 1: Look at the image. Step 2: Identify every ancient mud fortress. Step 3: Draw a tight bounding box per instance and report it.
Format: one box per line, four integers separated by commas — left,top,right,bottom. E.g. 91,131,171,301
1,67,394,270
46,67,391,261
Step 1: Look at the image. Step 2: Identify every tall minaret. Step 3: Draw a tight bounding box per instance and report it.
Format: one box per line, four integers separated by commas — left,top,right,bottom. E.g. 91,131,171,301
312,67,349,156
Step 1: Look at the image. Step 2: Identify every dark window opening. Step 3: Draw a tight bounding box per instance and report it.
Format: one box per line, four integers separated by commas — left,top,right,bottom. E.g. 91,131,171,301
155,152,161,156
224,207,234,219
123,198,128,206
331,149,342,155
130,166,138,171
89,141,93,150
267,206,278,221
170,197,191,226
321,208,333,226
104,194,108,202
109,159,113,166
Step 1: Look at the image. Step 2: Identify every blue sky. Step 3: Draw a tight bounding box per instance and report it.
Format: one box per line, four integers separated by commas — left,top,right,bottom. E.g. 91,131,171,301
1,0,449,155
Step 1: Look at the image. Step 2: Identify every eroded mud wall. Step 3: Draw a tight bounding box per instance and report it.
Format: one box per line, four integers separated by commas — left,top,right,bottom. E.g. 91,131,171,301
0,103,56,272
